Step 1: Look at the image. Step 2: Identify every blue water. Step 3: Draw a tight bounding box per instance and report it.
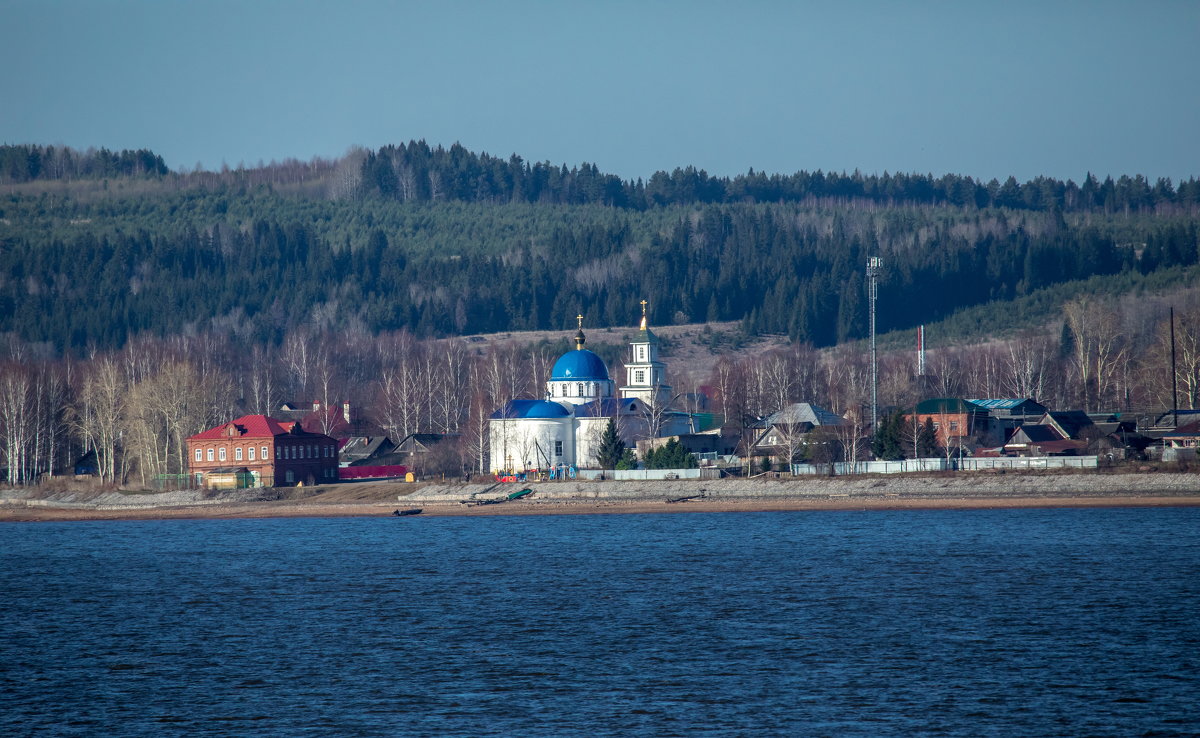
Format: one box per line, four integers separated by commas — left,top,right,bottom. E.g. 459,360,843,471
2,508,1198,736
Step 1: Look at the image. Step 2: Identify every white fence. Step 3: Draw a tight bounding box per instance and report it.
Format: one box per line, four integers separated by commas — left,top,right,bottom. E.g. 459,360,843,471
958,456,1098,470
792,456,1099,475
576,468,722,481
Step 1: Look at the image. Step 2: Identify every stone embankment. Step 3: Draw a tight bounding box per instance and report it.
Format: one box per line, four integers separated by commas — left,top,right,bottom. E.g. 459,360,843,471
404,471,1200,506
2,471,1199,520
0,486,280,511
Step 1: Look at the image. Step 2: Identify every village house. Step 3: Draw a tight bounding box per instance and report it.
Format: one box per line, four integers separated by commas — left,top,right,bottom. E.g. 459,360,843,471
187,414,339,488
749,403,846,463
908,398,990,449
966,398,1048,442
337,436,395,467
1160,420,1200,462
1002,423,1086,457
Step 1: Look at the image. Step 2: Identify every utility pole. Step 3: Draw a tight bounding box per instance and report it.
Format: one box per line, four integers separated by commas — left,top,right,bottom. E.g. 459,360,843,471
867,256,883,435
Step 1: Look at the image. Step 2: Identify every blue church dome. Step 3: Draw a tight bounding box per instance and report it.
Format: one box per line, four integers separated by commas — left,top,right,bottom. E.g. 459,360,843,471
491,399,571,420
550,350,610,381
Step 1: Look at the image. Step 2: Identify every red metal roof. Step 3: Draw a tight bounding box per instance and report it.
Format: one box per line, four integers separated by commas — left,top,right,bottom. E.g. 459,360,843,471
1165,420,1200,437
188,415,298,441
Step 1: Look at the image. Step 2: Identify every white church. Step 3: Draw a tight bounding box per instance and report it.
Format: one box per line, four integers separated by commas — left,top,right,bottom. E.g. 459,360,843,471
490,306,690,474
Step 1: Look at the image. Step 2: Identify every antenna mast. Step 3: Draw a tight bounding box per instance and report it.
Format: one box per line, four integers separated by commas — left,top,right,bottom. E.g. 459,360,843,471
918,324,926,376
867,256,883,433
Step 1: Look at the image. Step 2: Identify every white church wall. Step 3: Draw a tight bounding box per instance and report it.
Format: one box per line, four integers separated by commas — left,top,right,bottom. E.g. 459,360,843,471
489,417,574,473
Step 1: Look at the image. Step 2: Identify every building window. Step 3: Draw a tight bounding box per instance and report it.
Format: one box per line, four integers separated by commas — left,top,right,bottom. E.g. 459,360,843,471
638,346,645,360
235,447,243,461
262,446,269,460
207,448,214,462
249,447,256,461
194,448,202,463
324,445,330,458
554,440,563,457
635,370,645,384
218,447,227,461
949,421,959,431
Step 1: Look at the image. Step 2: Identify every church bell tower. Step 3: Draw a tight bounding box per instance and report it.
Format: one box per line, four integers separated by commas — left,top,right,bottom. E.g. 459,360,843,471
619,300,671,407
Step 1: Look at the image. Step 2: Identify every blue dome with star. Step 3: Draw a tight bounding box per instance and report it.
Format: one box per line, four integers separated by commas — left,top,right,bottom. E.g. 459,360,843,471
550,350,610,381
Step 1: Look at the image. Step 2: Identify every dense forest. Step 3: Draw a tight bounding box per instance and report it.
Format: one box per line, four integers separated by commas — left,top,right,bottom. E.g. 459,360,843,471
5,141,1200,212
2,143,1198,354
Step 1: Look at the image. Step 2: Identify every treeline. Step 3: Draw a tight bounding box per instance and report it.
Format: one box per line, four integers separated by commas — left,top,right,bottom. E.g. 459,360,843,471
357,140,1200,213
2,192,1198,351
7,140,1200,214
0,144,169,182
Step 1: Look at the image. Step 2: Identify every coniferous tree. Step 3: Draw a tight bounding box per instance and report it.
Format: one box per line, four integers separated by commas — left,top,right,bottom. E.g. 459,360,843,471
871,411,906,461
596,417,625,470
643,438,698,469
615,448,637,470
918,417,940,457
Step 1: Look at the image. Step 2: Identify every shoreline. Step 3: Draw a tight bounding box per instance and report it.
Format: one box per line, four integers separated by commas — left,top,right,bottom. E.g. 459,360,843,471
3,471,1200,521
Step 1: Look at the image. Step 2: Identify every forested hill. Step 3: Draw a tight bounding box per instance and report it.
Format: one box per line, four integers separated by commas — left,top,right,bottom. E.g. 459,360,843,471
1,143,1198,354
5,142,1200,212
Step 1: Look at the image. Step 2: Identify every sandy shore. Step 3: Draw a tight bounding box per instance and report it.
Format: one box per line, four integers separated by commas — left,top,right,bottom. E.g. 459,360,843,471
3,471,1199,522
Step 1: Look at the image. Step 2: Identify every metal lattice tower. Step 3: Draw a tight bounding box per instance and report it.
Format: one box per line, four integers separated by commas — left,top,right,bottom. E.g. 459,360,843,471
866,256,883,433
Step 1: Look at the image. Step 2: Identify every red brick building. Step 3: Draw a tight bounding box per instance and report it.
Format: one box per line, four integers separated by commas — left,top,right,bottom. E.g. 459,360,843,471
187,415,339,488
908,398,990,448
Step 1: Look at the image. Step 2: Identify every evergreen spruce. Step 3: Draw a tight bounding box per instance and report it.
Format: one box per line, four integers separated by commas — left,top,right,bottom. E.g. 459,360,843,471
871,411,907,461
918,417,940,457
596,417,625,470
643,438,698,469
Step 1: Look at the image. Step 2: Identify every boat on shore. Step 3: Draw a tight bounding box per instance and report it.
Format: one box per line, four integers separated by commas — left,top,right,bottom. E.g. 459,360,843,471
392,508,422,516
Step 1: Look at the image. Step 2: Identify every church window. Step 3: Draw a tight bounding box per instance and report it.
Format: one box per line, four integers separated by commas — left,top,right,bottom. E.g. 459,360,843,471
638,346,645,360
635,370,645,384
577,383,584,396
554,440,563,457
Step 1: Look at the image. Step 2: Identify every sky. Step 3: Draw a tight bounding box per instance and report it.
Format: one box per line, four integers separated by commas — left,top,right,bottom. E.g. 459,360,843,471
2,0,1198,184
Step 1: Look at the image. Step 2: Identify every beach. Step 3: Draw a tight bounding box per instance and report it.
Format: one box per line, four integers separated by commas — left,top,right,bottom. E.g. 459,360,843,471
3,470,1199,521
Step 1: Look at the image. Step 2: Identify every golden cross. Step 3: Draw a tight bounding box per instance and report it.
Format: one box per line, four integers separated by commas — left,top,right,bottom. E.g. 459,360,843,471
640,299,648,316
576,314,583,329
